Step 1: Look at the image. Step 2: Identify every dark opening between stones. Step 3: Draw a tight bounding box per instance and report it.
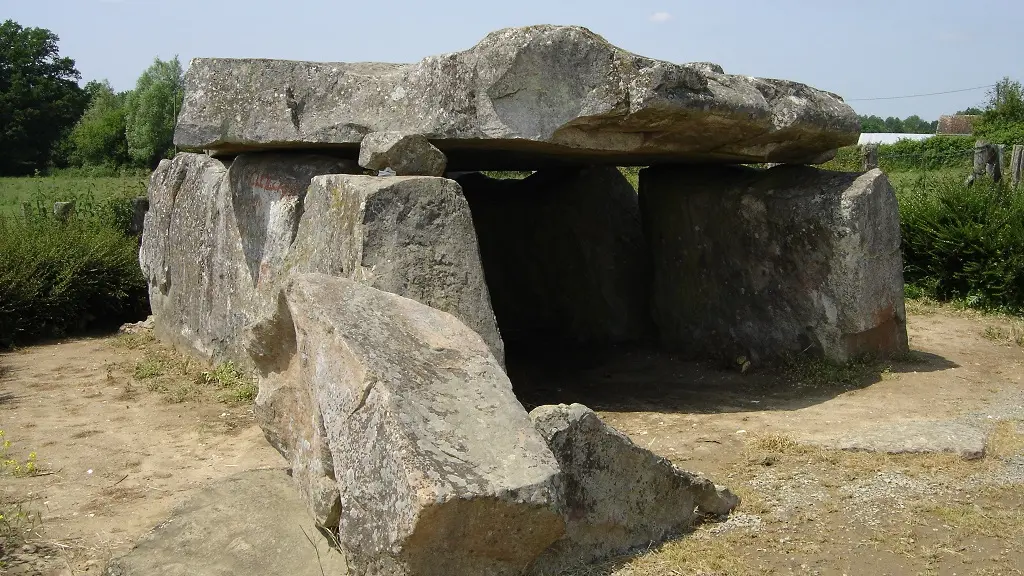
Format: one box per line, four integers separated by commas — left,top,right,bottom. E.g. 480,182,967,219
453,167,656,408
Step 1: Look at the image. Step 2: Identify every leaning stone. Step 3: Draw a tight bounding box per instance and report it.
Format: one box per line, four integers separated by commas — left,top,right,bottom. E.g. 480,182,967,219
103,469,348,576
528,403,738,574
358,132,447,176
640,165,909,362
457,168,651,348
174,25,858,167
288,173,503,363
247,274,564,576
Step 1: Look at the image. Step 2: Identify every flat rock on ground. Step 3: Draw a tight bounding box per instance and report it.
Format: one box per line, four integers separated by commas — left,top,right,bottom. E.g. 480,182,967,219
104,468,348,576
808,420,989,460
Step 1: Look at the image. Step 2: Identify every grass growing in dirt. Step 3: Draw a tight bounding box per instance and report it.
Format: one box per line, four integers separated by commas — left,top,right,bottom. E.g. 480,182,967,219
116,334,258,404
0,499,42,562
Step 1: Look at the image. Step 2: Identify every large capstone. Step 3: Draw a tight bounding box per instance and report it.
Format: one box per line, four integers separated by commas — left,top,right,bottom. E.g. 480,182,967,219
528,403,739,574
174,26,858,168
456,167,652,351
640,165,908,362
247,273,564,576
140,153,502,366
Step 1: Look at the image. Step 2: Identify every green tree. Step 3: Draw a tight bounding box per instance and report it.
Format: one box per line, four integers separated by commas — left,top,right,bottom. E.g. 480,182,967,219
0,20,88,175
955,106,984,115
901,115,935,133
883,116,906,133
859,115,886,133
974,77,1024,145
124,56,183,167
69,80,131,167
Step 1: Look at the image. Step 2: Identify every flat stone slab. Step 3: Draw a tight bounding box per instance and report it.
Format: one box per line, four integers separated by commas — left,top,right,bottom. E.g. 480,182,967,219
810,420,988,460
104,468,348,576
175,25,858,168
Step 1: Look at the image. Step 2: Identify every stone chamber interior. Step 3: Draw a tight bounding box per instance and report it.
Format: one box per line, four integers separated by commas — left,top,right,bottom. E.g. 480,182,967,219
453,166,679,411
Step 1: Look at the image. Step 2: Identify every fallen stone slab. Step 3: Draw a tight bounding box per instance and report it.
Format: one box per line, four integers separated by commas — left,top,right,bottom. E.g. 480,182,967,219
247,273,563,576
528,403,739,574
810,420,988,460
358,132,447,176
640,165,908,362
457,167,652,348
103,468,348,576
174,25,858,168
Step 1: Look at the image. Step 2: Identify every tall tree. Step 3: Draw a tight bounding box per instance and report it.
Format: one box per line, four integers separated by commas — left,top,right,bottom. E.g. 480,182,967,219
883,116,905,133
859,115,886,133
69,80,131,167
0,20,88,175
974,77,1024,145
124,56,183,167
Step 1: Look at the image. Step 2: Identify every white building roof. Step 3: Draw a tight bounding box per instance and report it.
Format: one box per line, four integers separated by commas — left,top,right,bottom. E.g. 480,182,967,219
857,133,935,145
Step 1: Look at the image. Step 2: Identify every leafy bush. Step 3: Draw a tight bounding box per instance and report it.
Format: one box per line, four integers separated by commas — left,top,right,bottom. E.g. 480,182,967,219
0,216,149,347
897,174,1024,311
817,136,976,173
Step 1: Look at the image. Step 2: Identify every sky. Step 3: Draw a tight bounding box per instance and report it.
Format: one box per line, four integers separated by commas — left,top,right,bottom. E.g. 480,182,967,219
6,0,1023,121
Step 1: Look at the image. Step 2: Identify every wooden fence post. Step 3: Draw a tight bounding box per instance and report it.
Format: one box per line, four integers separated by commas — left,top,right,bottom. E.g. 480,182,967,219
861,144,879,170
1011,145,1023,188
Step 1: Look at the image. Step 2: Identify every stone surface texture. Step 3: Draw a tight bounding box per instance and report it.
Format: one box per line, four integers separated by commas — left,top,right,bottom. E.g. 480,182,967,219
104,469,349,576
527,403,739,574
174,26,858,168
358,132,448,176
640,165,908,362
289,174,502,361
457,168,652,349
248,273,564,576
140,153,501,366
810,420,988,460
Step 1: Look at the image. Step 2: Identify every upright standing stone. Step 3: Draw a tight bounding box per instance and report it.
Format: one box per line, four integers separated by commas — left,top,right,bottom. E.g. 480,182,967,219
247,274,564,576
140,152,359,364
967,140,1001,185
130,197,149,236
288,173,503,363
1011,144,1024,188
861,143,879,170
640,165,908,362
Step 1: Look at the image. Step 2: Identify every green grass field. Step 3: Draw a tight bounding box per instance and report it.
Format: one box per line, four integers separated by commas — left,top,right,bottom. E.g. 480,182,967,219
0,175,148,218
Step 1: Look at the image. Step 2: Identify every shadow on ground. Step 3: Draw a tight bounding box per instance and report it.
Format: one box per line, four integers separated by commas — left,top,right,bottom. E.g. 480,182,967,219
507,344,959,415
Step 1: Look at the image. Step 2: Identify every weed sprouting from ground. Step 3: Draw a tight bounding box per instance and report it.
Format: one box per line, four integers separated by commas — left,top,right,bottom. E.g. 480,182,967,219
0,499,42,562
0,431,38,477
197,361,258,403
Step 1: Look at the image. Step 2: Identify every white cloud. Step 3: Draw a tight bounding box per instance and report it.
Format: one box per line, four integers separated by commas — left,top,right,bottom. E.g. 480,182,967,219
650,12,673,23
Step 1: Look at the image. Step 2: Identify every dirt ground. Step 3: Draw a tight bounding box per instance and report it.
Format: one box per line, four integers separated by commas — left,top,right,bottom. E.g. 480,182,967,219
1,303,1023,575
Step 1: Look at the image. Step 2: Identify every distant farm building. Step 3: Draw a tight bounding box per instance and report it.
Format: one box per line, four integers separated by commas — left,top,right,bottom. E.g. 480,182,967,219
857,133,934,145
936,115,980,135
